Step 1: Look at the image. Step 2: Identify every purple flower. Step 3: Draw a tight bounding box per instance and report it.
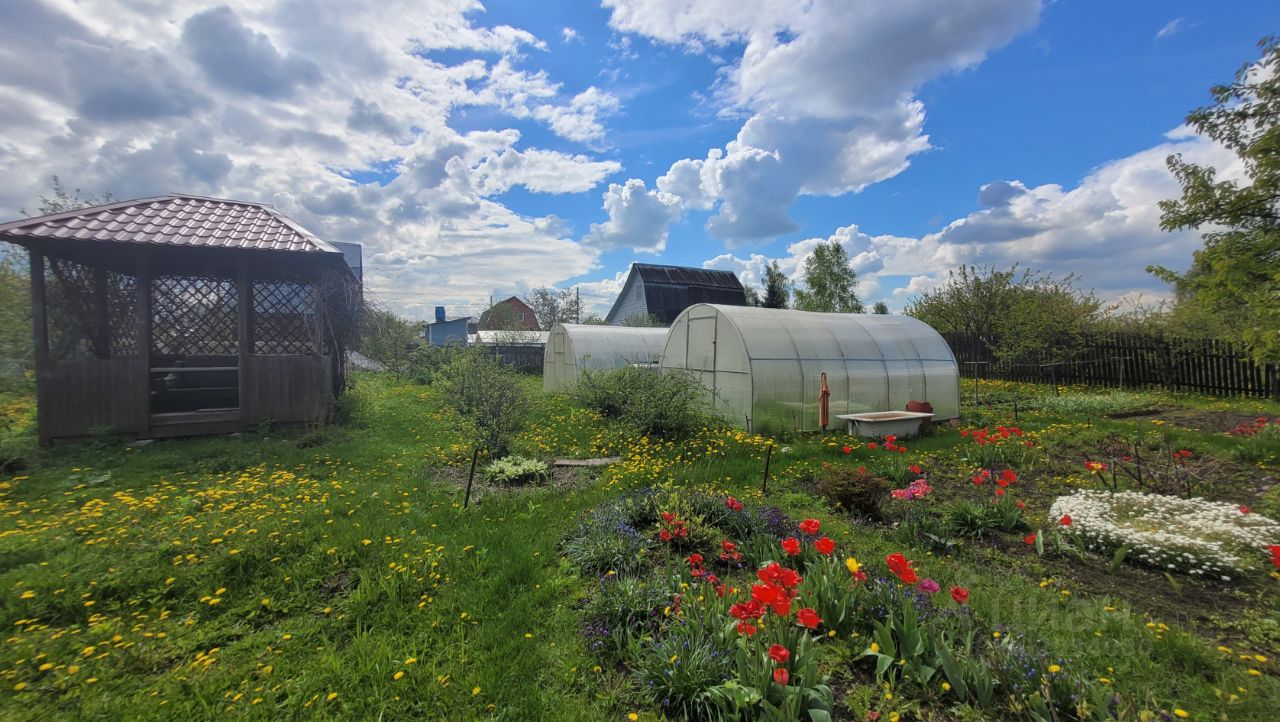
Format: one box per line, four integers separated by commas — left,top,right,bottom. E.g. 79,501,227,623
918,578,941,594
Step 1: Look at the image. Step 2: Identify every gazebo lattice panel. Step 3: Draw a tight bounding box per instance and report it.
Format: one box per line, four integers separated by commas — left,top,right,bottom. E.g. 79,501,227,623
106,271,139,357
45,257,138,360
252,280,318,354
151,275,238,356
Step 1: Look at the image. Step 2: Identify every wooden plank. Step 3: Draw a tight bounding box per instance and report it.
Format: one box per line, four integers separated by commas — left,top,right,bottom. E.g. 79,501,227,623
137,254,152,437
43,359,145,439
237,260,251,421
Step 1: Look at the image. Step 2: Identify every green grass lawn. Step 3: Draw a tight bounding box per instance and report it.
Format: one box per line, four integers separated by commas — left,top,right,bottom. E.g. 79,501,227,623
1,374,1277,720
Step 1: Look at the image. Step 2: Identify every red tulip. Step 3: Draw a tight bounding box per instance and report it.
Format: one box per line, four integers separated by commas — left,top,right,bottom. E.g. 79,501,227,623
781,537,802,556
814,536,836,555
841,445,852,454
799,518,821,535
768,644,790,664
1059,514,1072,526
950,586,970,604
1024,533,1037,545
773,667,790,685
796,608,821,629
1269,545,1280,569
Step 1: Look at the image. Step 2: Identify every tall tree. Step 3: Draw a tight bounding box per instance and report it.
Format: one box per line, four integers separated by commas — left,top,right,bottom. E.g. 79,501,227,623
762,260,791,309
360,307,423,377
523,286,583,328
743,285,762,307
872,301,890,314
793,242,863,313
906,264,1100,366
1150,36,1280,366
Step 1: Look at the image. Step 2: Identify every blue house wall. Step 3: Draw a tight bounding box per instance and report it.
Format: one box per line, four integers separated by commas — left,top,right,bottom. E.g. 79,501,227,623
425,318,469,346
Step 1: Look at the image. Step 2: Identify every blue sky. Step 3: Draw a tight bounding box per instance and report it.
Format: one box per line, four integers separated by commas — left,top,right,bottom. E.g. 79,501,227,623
0,1,1275,318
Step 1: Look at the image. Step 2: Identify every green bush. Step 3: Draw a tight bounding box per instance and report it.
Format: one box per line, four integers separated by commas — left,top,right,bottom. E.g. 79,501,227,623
574,367,717,438
483,455,549,485
433,348,529,456
817,466,891,519
406,344,469,385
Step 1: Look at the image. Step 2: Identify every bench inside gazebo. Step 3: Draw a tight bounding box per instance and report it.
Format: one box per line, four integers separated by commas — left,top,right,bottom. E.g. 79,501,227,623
0,194,359,444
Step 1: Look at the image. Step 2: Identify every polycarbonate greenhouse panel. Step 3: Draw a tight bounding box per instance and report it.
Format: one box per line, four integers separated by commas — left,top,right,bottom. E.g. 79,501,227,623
542,324,667,392
661,304,960,433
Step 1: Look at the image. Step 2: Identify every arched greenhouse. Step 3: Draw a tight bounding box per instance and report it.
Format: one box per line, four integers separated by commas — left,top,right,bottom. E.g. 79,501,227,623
660,304,960,433
542,324,668,392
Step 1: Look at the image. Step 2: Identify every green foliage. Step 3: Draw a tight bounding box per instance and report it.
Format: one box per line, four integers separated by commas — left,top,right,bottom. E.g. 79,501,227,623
793,242,863,313
1152,37,1280,367
631,619,734,720
872,301,889,314
405,343,470,385
621,312,665,327
482,455,549,485
434,347,530,456
816,466,889,519
523,286,582,328
573,367,717,438
561,498,656,576
762,260,791,309
360,306,423,376
583,575,668,658
22,175,113,217
1029,391,1152,417
907,264,1101,367
944,500,998,538
0,254,32,392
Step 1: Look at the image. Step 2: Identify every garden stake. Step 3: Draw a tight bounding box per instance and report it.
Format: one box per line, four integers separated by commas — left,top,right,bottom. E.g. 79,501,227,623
761,441,774,495
464,448,479,509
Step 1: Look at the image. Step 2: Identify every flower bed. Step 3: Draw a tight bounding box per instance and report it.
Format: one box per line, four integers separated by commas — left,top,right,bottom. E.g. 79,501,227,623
1048,490,1280,580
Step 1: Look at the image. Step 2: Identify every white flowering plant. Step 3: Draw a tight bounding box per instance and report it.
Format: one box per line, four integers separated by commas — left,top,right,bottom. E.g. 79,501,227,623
1047,490,1280,581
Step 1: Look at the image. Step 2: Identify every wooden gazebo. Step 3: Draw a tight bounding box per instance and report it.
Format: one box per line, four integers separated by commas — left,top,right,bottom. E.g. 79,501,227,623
0,194,359,444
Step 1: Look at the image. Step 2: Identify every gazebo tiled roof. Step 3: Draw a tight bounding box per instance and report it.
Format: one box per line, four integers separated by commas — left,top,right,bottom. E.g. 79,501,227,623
0,194,340,254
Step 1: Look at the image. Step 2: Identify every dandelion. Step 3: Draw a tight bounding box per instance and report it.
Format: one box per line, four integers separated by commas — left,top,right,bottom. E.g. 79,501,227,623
393,671,405,681
1173,710,1188,719
1047,664,1061,673
326,692,338,701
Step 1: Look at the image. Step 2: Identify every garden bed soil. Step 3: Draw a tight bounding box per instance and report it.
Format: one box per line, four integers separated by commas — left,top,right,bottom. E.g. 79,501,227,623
1150,409,1277,434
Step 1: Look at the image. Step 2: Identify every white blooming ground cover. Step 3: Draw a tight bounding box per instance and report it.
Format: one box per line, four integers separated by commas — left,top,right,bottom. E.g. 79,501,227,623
1048,491,1280,581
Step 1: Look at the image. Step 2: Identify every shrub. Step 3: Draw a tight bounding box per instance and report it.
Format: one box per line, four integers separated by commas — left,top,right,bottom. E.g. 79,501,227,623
433,348,529,456
405,344,469,385
483,455,549,485
817,466,891,519
574,366,717,438
1049,490,1280,579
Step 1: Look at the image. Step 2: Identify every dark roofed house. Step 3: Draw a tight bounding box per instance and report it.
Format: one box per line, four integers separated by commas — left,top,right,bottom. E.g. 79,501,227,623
604,263,746,325
0,194,360,444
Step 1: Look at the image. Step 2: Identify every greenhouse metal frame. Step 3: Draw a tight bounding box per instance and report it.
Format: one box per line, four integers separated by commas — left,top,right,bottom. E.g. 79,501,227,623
543,324,667,392
660,304,959,433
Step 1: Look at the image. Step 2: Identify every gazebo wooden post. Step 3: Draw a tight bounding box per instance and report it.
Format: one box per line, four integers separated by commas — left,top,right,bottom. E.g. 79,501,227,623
29,252,50,446
237,258,251,425
136,254,151,437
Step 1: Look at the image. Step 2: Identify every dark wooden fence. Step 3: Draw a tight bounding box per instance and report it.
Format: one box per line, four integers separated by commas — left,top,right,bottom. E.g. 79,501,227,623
482,344,543,373
942,331,1279,399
